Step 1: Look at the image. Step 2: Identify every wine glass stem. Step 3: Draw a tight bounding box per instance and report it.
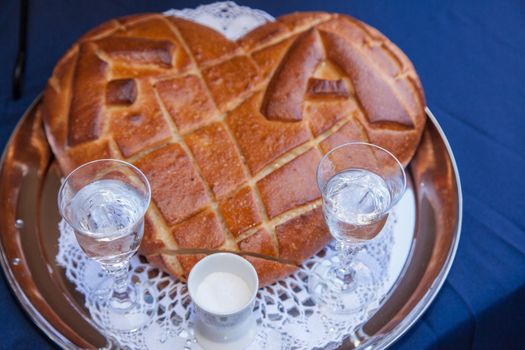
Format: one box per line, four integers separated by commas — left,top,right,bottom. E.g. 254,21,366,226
336,240,360,285
105,261,131,298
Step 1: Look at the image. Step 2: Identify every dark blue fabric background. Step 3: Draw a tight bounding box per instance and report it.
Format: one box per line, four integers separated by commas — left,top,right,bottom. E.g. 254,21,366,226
1,1,524,349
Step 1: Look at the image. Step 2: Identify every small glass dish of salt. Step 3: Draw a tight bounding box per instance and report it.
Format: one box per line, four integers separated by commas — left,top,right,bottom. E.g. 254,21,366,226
188,253,259,350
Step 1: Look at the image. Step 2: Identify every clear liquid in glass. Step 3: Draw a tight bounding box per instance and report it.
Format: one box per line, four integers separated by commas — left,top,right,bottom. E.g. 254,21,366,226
323,168,391,242
68,179,146,265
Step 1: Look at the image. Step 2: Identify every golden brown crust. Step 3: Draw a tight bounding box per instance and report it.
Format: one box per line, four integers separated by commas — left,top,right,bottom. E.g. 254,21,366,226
118,15,179,42
106,79,137,106
242,257,297,287
68,43,107,146
155,74,218,134
275,207,329,263
41,12,426,286
97,37,174,68
219,187,262,237
141,214,166,256
239,229,277,257
185,122,247,199
321,30,416,128
306,78,349,98
178,254,206,280
107,15,193,76
202,55,261,113
171,209,225,249
261,29,324,122
41,50,78,172
278,12,332,31
169,17,240,65
226,93,311,174
319,117,368,153
304,98,359,136
239,21,290,52
110,80,171,157
63,139,113,175
257,148,321,219
134,143,210,225
251,36,295,80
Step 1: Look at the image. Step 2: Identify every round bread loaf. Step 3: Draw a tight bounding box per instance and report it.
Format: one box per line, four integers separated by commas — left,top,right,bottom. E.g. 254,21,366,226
40,12,426,286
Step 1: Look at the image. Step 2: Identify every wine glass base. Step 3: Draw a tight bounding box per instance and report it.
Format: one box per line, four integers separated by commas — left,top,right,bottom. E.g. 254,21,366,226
89,281,157,333
308,255,377,315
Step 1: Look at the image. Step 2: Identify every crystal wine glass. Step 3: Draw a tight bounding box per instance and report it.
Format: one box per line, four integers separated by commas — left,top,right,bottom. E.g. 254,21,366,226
58,159,155,332
309,142,406,314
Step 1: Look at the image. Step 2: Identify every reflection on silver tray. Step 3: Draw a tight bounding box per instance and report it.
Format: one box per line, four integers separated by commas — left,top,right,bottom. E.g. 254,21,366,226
0,95,461,349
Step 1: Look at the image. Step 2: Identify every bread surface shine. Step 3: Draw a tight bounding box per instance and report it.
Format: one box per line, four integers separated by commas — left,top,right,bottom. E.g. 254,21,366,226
40,12,426,286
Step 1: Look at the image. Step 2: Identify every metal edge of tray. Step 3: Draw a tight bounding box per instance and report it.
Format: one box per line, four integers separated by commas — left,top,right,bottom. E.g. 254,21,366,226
0,96,81,349
359,107,463,350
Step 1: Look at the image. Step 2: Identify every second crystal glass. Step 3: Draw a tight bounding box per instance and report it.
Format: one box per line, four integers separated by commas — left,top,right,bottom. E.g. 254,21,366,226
58,159,154,332
309,142,406,314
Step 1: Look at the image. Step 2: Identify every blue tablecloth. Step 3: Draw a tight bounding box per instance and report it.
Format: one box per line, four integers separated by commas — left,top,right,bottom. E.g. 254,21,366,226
1,0,524,349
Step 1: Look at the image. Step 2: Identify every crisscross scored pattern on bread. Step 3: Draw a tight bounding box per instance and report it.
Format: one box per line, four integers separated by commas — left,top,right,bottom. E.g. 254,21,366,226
40,12,426,286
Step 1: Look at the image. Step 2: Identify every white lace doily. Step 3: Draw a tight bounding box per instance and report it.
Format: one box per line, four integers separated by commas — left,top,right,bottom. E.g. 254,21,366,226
56,3,415,349
163,2,273,40
57,217,396,350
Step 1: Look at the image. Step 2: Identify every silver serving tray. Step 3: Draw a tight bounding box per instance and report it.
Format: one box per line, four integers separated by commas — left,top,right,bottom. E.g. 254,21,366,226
0,97,461,349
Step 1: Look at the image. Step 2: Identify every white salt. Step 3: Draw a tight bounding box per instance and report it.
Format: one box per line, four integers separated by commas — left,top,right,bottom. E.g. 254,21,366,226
195,271,252,314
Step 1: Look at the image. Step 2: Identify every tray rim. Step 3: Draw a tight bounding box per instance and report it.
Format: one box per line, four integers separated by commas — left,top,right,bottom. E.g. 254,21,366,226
0,96,80,349
0,98,462,349
365,107,463,350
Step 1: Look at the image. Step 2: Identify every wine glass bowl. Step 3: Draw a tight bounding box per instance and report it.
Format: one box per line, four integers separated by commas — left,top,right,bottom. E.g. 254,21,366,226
58,159,155,332
309,142,406,314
